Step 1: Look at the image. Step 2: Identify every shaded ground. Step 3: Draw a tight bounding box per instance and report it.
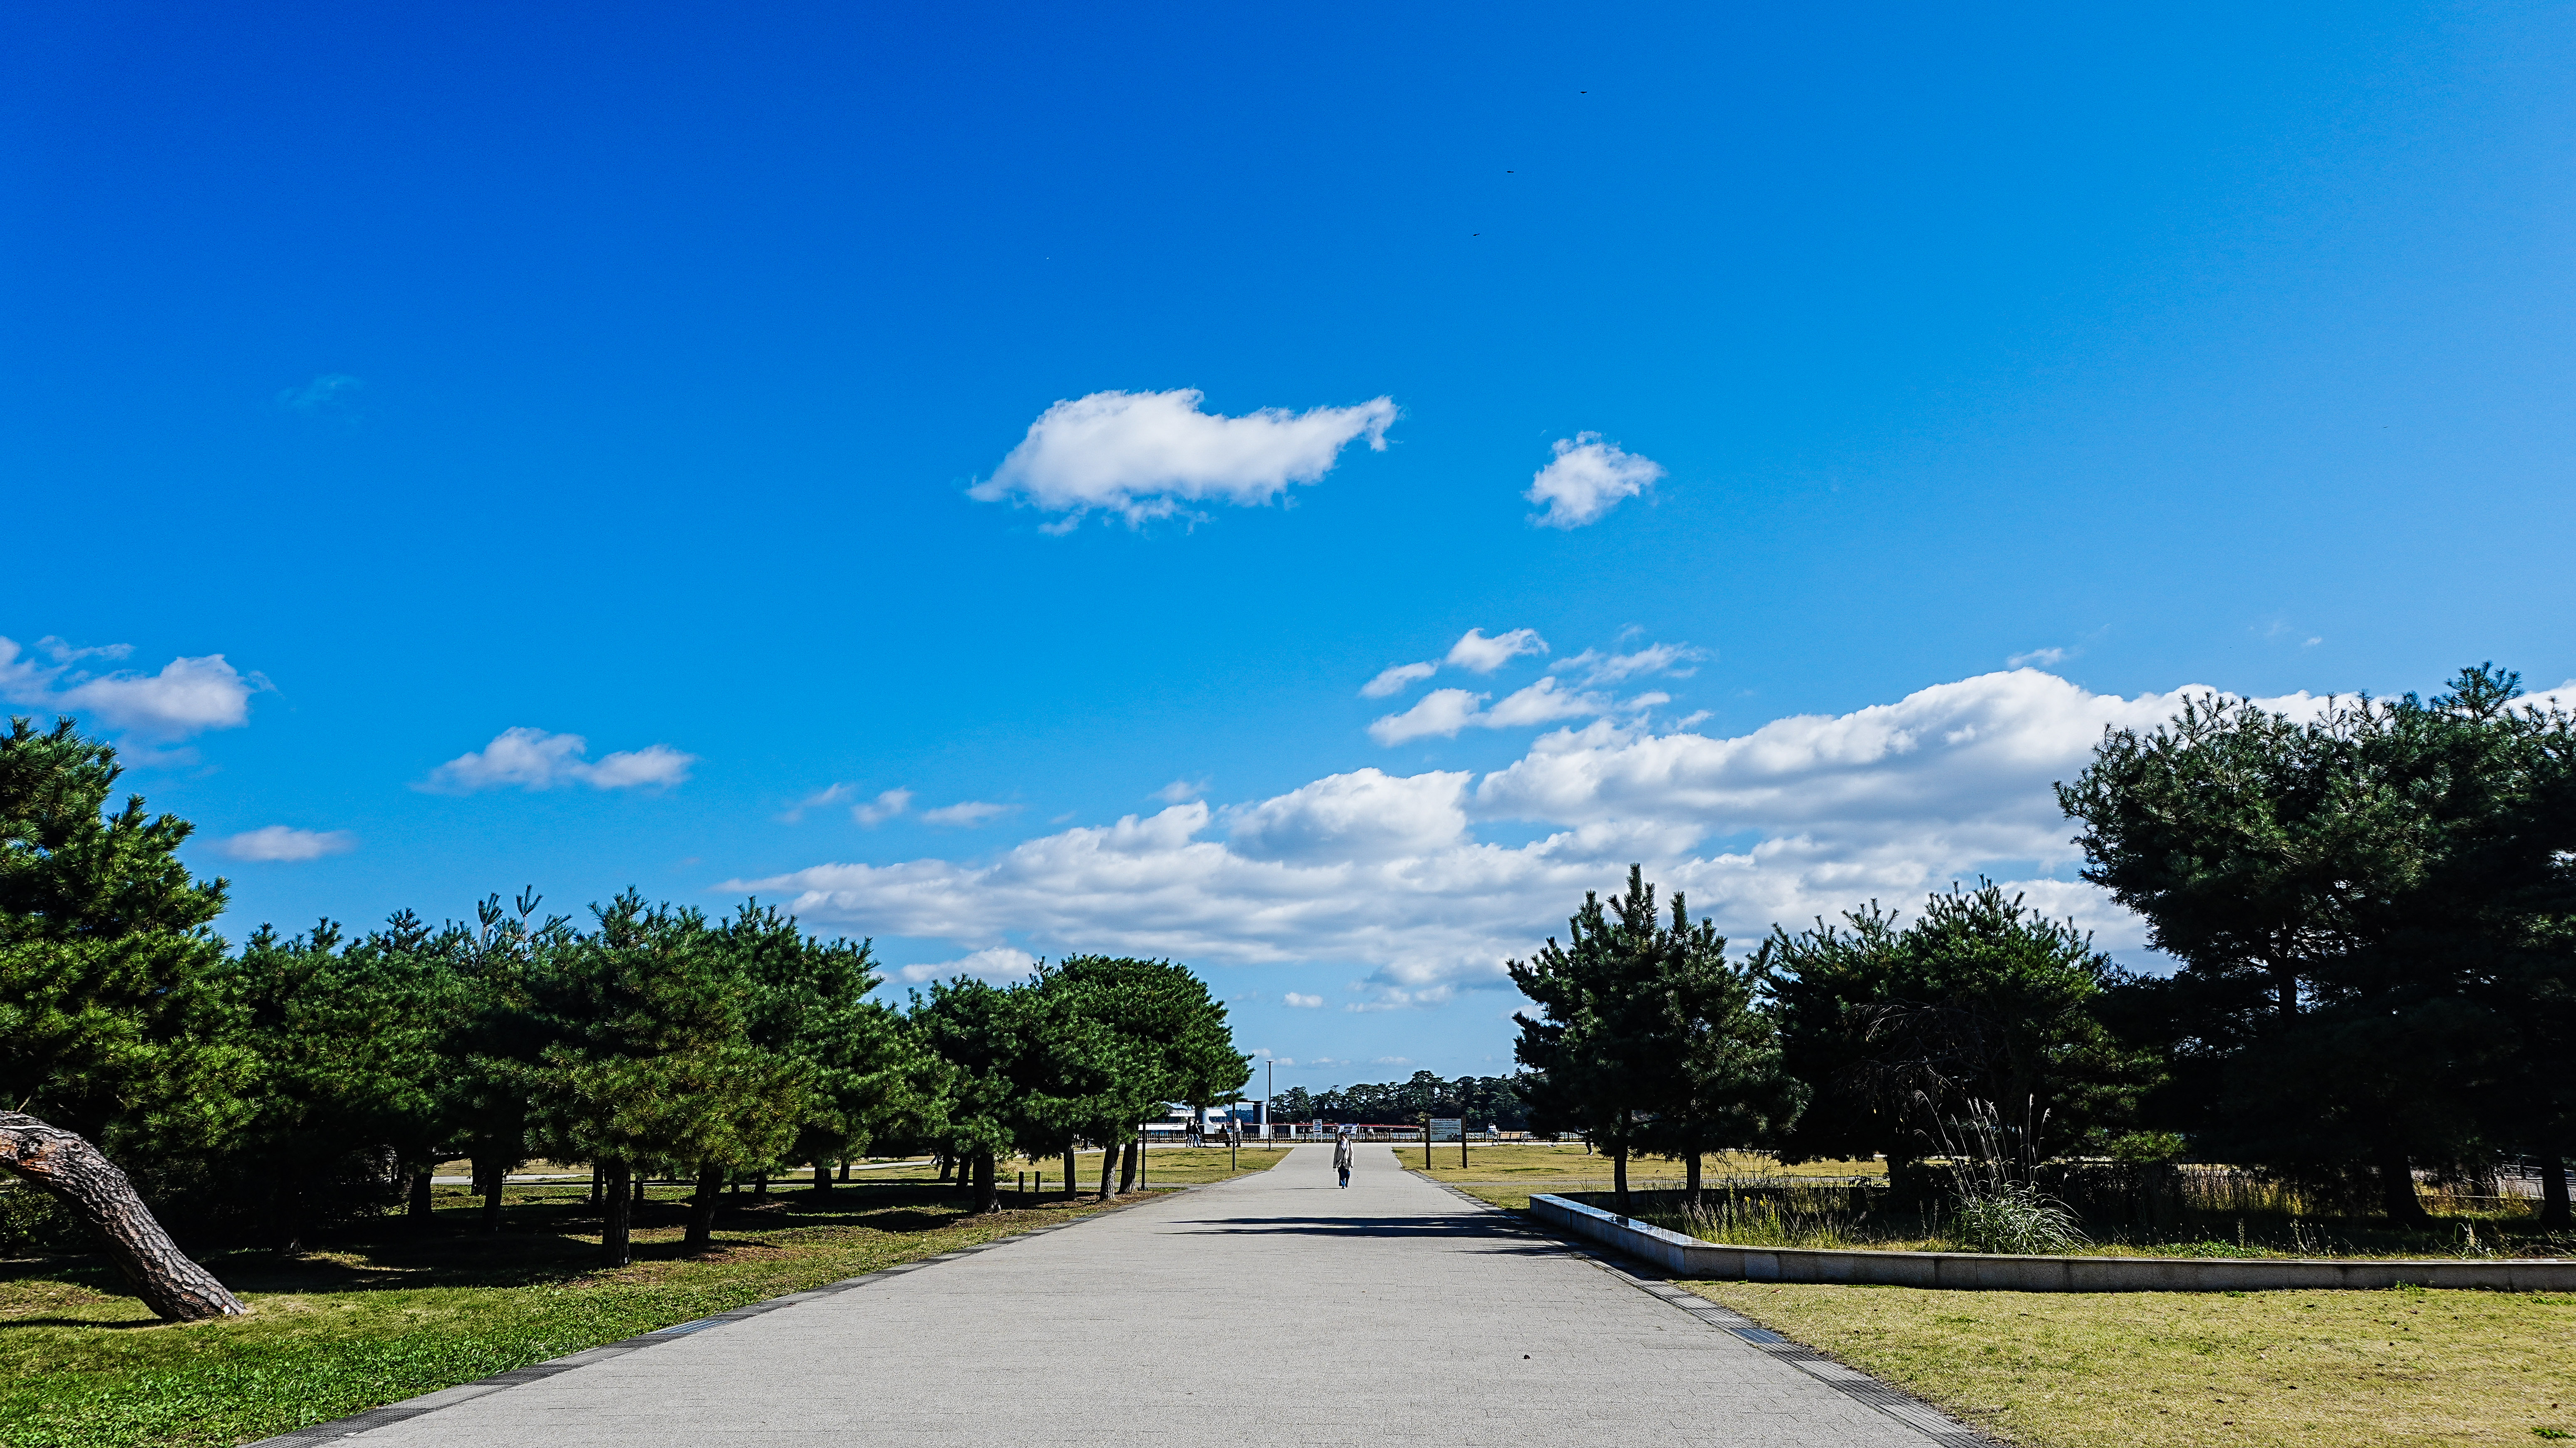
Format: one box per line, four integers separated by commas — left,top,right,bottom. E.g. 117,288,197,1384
0,1160,1275,1448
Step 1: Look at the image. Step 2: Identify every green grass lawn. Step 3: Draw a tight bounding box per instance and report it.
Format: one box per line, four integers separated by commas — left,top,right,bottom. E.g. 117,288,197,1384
1689,1280,2576,1448
0,1155,1281,1448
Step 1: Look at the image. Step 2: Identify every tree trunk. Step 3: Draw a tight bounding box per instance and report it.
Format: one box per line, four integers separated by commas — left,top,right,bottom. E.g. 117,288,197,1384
838,1158,850,1182
632,1171,646,1203
1098,1142,1117,1199
1117,1137,1138,1193
1613,1142,1631,1218
0,1111,248,1321
1687,1152,1702,1210
2377,1148,2432,1229
479,1158,505,1234
812,1161,831,1196
936,1151,953,1183
1064,1148,1078,1199
590,1162,603,1205
601,1160,633,1267
755,1171,768,1196
686,1164,722,1253
2540,1156,2571,1230
407,1166,434,1222
972,1151,999,1214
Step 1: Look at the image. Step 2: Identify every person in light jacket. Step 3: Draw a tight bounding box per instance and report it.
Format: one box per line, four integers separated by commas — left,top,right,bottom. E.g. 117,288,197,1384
1333,1130,1354,1188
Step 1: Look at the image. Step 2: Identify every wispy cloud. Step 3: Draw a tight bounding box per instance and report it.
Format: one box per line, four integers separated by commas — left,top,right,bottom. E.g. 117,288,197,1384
1360,661,1438,699
0,634,267,744
970,388,1397,530
213,825,357,862
1154,777,1212,804
922,799,1016,827
780,784,854,824
1552,643,1702,686
1445,628,1548,673
1284,992,1325,1007
852,788,914,826
419,727,695,794
2006,647,2073,668
277,373,363,415
1526,433,1663,528
1367,677,1639,745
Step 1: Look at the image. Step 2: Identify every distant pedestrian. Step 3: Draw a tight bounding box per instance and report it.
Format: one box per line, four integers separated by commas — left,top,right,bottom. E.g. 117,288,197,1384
1333,1129,1354,1188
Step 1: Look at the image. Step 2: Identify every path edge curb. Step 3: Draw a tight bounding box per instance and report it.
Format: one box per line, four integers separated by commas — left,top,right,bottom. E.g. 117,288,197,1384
242,1182,1216,1447
1531,1191,2576,1292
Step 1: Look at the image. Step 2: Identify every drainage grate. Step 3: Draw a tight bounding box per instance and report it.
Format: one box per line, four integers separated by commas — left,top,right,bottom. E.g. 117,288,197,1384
1727,1325,1791,1344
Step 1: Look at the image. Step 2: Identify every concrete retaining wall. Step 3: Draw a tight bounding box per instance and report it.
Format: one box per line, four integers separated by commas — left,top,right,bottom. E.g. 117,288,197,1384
1528,1193,2576,1292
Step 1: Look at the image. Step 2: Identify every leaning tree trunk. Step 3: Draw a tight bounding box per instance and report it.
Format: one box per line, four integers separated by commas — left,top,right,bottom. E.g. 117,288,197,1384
685,1163,723,1253
1117,1137,1139,1194
1098,1141,1117,1200
0,1111,248,1321
2540,1156,2570,1230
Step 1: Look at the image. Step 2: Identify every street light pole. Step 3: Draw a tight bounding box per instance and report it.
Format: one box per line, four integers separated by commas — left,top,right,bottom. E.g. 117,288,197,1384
1265,1059,1273,1143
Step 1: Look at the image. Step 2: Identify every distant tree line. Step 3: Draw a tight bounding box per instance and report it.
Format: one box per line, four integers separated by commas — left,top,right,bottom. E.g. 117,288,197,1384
1264,1072,1530,1131
0,716,1247,1319
1513,666,2576,1229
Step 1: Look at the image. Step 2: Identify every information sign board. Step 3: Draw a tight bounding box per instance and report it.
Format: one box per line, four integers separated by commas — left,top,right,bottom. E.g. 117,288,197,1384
1428,1117,1464,1142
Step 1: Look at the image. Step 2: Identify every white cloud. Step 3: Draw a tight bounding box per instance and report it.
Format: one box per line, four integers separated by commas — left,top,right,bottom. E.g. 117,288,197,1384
853,789,914,826
1154,777,1212,804
781,784,855,824
970,389,1397,528
896,946,1039,985
1367,688,1490,745
214,826,356,862
922,800,1016,827
727,668,2333,1004
1360,661,1438,699
420,728,696,794
1553,643,1702,686
1445,628,1548,673
1371,1056,1412,1066
1284,992,1324,1008
277,374,363,412
1526,433,1664,528
0,635,266,742
2007,646,2072,668
1366,677,1622,745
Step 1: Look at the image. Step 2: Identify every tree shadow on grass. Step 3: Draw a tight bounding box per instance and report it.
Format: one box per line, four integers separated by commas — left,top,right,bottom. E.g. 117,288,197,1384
0,1179,1009,1307
1169,1214,1562,1251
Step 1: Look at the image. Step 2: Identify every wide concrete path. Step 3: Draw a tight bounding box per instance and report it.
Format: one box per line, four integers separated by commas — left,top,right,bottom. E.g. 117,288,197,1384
334,1144,1942,1446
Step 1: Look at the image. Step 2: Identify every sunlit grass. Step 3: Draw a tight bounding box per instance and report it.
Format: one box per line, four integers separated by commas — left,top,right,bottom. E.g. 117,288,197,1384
1689,1279,2576,1448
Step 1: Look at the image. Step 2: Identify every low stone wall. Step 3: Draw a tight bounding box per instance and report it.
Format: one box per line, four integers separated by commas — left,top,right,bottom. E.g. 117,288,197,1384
1528,1193,2576,1292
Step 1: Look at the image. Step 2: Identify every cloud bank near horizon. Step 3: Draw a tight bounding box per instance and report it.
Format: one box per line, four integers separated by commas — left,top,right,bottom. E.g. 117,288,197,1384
728,669,2338,1004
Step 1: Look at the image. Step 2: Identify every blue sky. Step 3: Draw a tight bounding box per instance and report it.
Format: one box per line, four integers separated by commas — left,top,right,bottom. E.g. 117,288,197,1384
7,3,2574,1089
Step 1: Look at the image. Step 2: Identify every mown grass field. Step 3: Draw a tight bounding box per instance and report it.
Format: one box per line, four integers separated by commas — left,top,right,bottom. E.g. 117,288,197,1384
1690,1279,2576,1448
0,1149,1286,1448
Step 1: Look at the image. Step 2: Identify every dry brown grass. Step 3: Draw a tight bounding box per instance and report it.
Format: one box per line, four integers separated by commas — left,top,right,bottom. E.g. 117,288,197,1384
1687,1279,2576,1448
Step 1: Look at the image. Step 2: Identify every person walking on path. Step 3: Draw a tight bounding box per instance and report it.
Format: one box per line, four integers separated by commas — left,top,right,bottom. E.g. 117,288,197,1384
1333,1129,1355,1188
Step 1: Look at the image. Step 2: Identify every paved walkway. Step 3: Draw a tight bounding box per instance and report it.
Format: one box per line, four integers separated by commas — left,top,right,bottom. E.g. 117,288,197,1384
326,1145,1950,1446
